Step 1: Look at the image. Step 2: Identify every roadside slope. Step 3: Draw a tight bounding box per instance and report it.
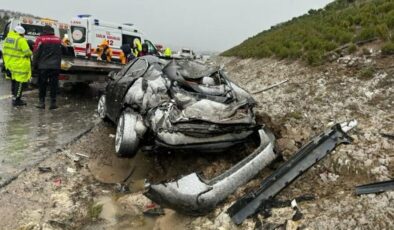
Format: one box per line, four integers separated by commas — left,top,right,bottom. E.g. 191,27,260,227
222,0,394,65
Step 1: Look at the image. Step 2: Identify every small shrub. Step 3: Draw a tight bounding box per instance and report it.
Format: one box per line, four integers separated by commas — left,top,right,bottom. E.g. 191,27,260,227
376,24,391,41
362,47,372,55
381,42,394,55
348,43,357,53
359,67,375,79
305,50,324,66
385,11,394,28
377,2,394,13
88,202,103,221
286,111,303,120
354,26,378,42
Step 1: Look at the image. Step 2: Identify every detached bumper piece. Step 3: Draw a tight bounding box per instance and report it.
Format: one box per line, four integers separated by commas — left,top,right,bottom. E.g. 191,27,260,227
355,180,394,195
227,120,357,225
144,129,277,215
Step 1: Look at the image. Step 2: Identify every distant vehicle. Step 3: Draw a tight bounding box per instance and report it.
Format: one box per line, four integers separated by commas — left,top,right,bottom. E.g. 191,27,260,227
98,56,259,157
69,15,158,61
179,48,196,59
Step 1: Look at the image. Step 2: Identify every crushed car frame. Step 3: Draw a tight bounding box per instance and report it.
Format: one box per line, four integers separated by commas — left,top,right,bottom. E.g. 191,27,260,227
98,55,262,156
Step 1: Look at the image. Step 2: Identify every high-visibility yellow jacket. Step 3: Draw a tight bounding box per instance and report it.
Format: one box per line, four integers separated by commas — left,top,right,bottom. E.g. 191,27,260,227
2,31,32,82
164,47,172,57
133,38,142,57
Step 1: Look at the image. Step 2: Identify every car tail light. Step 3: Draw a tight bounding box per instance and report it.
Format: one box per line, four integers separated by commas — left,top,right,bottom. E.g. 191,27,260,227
58,75,69,80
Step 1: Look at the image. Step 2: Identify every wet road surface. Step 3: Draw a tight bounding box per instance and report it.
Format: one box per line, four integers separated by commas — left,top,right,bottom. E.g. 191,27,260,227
0,75,102,186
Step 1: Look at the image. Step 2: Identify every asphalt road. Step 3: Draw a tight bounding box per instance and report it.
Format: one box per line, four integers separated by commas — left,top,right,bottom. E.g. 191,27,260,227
0,75,102,187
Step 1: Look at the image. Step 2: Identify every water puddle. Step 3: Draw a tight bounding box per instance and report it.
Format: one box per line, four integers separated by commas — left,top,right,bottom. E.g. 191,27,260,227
85,196,157,230
0,80,100,186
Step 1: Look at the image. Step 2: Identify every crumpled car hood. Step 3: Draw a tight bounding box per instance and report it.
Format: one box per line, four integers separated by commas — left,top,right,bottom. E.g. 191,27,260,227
122,59,258,147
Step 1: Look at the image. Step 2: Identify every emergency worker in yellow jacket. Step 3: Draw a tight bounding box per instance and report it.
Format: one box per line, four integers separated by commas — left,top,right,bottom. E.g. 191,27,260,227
132,38,142,57
164,47,172,57
2,26,32,106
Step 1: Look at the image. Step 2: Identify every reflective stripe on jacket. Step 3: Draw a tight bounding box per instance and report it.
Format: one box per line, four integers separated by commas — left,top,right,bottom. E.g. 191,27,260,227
2,31,32,82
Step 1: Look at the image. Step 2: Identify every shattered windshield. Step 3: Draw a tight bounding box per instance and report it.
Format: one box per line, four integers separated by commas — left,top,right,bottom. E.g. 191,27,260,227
125,59,148,77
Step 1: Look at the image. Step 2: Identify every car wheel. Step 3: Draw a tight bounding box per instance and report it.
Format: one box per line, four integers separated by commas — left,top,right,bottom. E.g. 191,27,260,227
115,111,140,157
97,94,107,120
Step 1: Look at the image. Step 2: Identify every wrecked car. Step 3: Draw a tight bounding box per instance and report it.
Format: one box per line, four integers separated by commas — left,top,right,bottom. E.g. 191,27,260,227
98,55,269,157
98,55,278,214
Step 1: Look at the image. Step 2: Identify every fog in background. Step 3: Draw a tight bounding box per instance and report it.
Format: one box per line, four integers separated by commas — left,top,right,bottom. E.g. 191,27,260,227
1,0,333,52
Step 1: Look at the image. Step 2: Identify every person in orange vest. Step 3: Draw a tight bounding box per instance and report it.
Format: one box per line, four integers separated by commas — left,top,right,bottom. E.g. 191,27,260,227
96,39,112,62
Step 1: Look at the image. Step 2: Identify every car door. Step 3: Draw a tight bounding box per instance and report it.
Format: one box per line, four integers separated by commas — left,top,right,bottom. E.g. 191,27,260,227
107,58,148,121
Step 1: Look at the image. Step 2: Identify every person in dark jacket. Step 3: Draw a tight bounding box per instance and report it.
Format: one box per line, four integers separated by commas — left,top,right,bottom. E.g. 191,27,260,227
139,43,149,57
33,25,62,110
120,43,137,64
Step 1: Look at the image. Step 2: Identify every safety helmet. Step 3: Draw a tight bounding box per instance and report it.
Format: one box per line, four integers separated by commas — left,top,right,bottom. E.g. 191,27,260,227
14,25,26,35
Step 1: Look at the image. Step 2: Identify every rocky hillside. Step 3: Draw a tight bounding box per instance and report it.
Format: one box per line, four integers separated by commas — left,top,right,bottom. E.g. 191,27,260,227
0,51,392,229
222,0,394,65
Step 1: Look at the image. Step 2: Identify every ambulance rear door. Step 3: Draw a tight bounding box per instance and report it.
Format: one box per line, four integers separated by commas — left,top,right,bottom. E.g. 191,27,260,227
70,18,88,57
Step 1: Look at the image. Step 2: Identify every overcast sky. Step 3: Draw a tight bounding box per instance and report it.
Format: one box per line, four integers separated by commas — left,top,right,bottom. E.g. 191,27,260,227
1,0,333,52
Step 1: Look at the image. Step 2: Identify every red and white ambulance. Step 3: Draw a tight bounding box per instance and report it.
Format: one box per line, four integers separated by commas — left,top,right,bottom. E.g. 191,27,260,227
70,15,158,61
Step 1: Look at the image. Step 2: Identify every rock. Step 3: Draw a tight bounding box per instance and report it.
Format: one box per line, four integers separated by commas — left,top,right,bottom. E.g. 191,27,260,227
117,193,152,216
66,167,76,174
319,172,339,183
18,222,41,230
364,91,374,99
49,193,75,223
277,138,298,156
364,159,373,167
41,223,62,230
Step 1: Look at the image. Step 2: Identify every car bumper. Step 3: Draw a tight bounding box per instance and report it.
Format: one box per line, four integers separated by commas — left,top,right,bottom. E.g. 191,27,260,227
144,128,277,215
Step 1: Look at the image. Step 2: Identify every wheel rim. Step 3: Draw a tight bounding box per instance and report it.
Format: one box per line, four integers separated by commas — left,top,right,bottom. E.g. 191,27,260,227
115,114,124,153
97,95,106,119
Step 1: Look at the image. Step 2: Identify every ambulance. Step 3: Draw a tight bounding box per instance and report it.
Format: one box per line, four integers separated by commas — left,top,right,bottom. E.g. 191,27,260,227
70,15,158,61
0,16,66,69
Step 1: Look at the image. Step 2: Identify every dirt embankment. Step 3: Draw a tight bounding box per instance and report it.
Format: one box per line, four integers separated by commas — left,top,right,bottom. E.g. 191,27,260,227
0,51,393,230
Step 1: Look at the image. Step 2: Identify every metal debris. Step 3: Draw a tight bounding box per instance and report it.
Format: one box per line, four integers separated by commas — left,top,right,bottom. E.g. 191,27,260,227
38,167,52,173
144,128,277,215
227,120,357,225
251,79,289,94
355,179,394,195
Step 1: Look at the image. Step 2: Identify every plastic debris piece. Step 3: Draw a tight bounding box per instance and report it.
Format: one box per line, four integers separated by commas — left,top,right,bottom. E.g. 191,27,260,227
53,178,62,187
38,167,52,173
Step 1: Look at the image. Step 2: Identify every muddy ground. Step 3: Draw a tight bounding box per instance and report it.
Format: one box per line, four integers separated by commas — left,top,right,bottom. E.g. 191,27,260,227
0,48,393,229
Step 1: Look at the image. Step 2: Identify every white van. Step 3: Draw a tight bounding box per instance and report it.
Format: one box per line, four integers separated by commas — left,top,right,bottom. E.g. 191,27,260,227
70,15,158,61
0,17,62,60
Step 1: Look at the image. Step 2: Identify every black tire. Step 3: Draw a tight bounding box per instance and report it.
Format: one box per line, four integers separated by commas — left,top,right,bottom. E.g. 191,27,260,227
115,111,140,157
